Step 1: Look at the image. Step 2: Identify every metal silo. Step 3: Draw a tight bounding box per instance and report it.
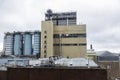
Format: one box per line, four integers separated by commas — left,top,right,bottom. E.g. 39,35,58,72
14,32,23,55
4,32,14,55
33,31,41,56
23,32,32,55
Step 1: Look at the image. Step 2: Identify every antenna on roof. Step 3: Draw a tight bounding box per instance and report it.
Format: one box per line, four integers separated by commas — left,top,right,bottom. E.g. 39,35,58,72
90,44,94,51
46,9,53,20
90,44,93,50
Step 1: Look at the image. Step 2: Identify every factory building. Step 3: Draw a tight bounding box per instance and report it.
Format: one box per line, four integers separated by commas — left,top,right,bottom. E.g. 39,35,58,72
3,31,41,57
41,10,86,58
96,51,120,80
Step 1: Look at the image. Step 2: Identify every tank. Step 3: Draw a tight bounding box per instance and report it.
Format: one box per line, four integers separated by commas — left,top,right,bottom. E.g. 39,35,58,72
23,32,32,55
14,32,23,55
33,31,41,56
4,33,14,55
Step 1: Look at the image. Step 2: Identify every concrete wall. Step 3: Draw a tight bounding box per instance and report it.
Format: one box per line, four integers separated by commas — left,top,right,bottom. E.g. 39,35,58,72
41,21,54,58
54,25,86,58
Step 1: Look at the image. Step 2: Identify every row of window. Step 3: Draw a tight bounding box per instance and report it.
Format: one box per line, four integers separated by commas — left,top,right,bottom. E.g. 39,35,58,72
54,34,86,38
44,33,86,39
52,17,76,20
44,31,47,58
54,43,86,46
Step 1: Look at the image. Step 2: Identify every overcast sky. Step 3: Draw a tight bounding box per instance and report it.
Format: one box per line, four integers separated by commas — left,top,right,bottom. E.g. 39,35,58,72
0,0,120,52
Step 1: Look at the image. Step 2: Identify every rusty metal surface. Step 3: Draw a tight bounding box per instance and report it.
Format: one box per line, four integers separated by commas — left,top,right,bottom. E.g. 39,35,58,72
7,68,29,80
0,71,7,80
29,68,60,80
7,67,107,80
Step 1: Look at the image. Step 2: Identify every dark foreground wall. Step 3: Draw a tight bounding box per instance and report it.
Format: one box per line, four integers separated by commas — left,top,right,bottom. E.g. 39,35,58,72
0,71,7,80
7,67,107,80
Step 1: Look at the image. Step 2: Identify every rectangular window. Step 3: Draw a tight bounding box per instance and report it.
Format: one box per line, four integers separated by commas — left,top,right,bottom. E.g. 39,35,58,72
44,31,47,34
44,41,47,44
44,50,46,53
54,43,86,46
44,55,47,58
53,34,86,38
44,45,46,48
44,36,47,38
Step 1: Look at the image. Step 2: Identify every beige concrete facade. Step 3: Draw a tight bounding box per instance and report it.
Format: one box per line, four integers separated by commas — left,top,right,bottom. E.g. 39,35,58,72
41,21,86,58
41,21,54,57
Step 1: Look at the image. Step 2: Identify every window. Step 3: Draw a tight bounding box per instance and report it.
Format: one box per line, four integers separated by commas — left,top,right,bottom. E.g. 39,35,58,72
44,45,46,48
44,31,47,34
54,43,86,46
44,36,47,38
44,55,46,58
44,50,46,53
44,50,47,58
53,34,86,38
79,43,86,46
53,34,60,38
44,41,47,44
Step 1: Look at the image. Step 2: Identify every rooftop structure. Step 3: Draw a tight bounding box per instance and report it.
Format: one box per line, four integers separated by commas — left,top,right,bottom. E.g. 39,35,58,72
45,9,76,26
96,51,120,80
54,58,98,67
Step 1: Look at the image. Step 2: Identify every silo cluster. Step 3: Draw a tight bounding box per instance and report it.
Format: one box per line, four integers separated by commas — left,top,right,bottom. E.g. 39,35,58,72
3,31,41,57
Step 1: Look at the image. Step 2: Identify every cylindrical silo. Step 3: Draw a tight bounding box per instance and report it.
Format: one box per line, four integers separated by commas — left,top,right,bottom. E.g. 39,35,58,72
23,32,32,55
33,31,41,56
14,32,23,55
4,32,14,55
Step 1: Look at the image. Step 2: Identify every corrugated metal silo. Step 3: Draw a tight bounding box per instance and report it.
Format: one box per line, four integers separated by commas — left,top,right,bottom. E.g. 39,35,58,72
4,32,14,55
33,31,41,56
23,32,32,55
14,32,23,55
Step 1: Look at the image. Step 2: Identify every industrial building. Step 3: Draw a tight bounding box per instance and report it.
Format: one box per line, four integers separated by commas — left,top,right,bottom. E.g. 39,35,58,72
0,9,110,80
41,10,86,58
3,31,41,57
96,51,120,80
